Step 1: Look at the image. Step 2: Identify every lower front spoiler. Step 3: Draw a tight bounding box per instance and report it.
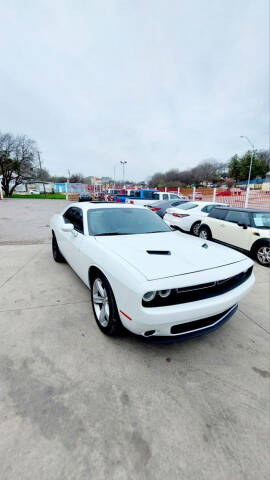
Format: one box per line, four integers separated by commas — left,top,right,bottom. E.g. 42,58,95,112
141,304,238,344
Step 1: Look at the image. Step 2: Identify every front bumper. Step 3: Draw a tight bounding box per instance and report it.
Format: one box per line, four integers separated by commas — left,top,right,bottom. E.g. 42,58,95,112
118,272,254,337
141,304,238,343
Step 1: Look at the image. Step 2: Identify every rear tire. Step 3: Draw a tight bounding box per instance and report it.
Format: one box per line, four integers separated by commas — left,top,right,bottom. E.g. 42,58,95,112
254,242,270,267
90,271,122,336
52,233,66,263
191,221,201,236
199,226,212,240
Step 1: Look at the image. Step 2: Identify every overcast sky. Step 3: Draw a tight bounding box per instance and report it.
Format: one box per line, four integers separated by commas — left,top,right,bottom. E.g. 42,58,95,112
0,0,269,181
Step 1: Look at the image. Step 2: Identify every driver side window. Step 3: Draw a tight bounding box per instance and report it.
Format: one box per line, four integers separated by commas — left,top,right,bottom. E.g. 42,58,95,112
63,207,84,234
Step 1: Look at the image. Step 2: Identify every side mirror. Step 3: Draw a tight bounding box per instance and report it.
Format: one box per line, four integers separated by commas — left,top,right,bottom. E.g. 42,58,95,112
237,222,248,229
62,223,74,233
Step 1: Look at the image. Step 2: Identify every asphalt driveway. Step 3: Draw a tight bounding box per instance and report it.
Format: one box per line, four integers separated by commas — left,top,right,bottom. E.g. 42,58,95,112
0,199,269,480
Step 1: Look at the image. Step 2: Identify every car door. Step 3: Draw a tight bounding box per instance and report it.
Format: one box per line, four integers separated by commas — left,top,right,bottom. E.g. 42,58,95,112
61,207,85,274
206,208,229,240
221,210,252,249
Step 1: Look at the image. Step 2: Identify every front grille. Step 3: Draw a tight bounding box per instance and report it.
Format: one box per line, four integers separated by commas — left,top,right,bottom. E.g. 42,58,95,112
170,306,234,334
142,266,253,307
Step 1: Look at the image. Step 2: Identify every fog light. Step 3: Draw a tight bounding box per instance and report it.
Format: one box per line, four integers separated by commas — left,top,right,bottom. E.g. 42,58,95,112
143,291,156,302
159,289,171,298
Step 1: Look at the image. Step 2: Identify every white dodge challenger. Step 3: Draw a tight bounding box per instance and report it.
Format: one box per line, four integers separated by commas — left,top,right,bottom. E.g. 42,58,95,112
50,202,255,339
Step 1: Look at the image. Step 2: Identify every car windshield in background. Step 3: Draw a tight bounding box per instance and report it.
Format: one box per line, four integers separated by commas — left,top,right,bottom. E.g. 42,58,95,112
88,208,172,236
144,191,157,199
177,202,198,210
252,212,270,228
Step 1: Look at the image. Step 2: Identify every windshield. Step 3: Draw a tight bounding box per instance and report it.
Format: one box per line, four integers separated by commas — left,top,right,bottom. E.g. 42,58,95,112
177,202,198,210
88,208,172,235
143,191,157,199
252,212,270,228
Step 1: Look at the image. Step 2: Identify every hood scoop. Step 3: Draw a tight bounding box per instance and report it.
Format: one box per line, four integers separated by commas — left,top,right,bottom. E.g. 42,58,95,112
147,250,171,255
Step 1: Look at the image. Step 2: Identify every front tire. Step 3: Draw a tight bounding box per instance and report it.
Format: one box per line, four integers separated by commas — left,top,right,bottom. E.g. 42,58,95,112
90,271,122,335
191,221,201,236
52,233,66,263
254,243,270,267
199,226,212,240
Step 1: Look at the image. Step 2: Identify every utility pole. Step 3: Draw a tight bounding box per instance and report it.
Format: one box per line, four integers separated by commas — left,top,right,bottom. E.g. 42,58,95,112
37,151,47,198
120,161,127,185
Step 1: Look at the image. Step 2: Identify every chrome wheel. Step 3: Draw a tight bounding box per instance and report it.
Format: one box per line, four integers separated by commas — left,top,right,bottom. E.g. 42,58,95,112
257,246,270,265
199,229,208,239
92,278,110,327
192,223,200,236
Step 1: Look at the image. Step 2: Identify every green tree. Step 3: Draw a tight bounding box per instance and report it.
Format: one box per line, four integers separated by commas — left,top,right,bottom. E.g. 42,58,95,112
228,154,241,181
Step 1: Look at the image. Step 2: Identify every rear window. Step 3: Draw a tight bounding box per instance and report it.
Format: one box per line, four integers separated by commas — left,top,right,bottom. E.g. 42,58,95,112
208,208,227,220
177,202,198,210
226,210,250,225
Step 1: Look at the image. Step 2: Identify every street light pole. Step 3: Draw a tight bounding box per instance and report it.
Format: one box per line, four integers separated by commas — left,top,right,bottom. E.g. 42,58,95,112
120,161,127,185
240,136,255,208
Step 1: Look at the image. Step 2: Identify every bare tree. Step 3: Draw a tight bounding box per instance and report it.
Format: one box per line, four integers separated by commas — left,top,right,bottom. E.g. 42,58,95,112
0,131,38,196
69,172,85,183
225,177,235,189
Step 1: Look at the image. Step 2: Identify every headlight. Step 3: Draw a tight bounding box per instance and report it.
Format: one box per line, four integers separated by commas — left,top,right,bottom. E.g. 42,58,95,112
158,289,171,298
143,291,156,302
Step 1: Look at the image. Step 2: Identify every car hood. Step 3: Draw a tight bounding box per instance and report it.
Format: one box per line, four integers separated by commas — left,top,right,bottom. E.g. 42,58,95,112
95,231,247,280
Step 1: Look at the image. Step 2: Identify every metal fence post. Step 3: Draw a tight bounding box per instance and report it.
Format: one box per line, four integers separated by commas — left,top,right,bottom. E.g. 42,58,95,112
192,186,196,201
213,188,216,202
244,186,250,208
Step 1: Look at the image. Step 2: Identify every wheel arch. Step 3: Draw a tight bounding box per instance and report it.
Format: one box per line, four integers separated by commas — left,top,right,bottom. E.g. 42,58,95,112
199,223,211,232
88,265,108,288
199,223,212,239
250,238,270,255
191,219,201,228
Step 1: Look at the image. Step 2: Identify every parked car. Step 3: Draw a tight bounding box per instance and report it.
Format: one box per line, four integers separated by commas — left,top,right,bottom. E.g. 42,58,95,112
163,202,228,236
199,207,270,266
188,192,203,200
79,192,92,202
146,199,190,218
50,202,254,339
126,190,188,205
29,189,40,195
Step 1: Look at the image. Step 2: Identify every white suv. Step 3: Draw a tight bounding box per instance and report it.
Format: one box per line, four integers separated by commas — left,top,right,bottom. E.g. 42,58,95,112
199,207,270,266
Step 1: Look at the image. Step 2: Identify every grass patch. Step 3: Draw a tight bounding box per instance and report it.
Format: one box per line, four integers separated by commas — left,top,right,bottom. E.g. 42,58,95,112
4,193,66,199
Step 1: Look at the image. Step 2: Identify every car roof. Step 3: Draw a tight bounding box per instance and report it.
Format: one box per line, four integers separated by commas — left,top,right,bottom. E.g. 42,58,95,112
212,206,270,214
68,201,146,210
149,199,188,206
182,201,227,206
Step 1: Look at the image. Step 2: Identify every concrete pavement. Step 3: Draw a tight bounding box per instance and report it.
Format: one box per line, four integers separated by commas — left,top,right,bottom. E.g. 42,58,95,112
0,199,269,480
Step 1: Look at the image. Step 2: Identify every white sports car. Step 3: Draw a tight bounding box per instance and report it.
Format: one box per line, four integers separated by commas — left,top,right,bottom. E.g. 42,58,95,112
50,202,254,339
